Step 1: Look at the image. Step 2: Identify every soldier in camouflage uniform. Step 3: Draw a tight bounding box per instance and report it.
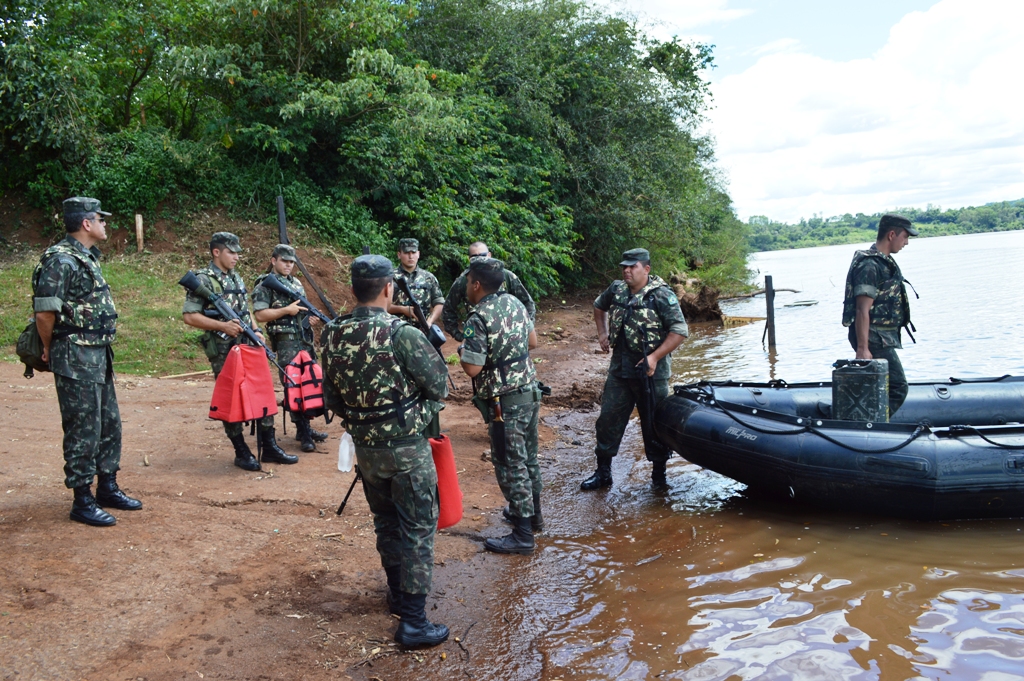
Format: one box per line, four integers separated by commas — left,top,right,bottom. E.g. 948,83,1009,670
182,232,298,471
252,244,329,453
320,254,450,648
458,258,542,554
583,248,689,492
442,241,535,341
388,238,445,331
842,214,919,416
33,197,141,527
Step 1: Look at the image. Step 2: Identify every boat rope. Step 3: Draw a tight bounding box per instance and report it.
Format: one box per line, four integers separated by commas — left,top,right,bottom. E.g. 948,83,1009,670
704,386,930,454
945,425,1024,449
947,374,1012,385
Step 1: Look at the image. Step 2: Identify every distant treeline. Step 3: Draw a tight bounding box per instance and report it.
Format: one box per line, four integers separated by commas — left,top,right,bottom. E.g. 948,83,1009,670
747,200,1024,252
0,0,748,292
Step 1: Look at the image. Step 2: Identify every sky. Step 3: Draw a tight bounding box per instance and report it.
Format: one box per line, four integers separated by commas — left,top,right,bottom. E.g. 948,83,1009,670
604,0,1024,222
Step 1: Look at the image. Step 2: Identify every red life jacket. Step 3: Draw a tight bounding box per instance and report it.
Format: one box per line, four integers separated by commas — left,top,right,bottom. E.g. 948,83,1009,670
430,435,463,529
209,345,279,423
284,350,325,417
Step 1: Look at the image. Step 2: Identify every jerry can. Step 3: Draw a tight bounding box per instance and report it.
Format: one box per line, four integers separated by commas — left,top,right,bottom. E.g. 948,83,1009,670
832,358,889,422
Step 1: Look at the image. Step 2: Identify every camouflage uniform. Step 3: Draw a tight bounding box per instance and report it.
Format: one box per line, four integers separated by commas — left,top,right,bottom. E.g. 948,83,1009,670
321,276,449,594
593,274,688,463
462,290,542,518
442,266,535,341
183,262,273,437
33,235,121,489
252,271,315,418
392,266,445,332
842,244,913,414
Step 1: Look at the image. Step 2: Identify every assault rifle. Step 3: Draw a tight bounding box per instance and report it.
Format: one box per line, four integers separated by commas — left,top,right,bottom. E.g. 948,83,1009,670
260,273,334,332
179,271,277,361
394,275,454,389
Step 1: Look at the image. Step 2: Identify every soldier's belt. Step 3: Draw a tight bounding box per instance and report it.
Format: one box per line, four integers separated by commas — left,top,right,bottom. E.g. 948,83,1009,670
496,383,543,408
269,331,303,340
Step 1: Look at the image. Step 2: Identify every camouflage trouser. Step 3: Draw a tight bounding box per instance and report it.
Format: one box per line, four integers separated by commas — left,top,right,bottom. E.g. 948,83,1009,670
272,337,316,425
210,339,273,437
595,372,670,463
489,398,542,518
357,437,439,595
847,332,908,416
54,373,122,489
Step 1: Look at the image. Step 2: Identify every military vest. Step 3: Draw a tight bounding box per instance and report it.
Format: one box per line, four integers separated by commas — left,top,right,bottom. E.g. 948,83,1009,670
842,249,912,331
253,273,305,336
606,275,671,354
323,312,434,442
196,265,250,323
466,292,535,399
33,239,117,346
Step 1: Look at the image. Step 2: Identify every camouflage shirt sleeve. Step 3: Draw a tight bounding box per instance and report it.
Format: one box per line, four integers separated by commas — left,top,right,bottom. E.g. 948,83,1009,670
506,271,536,321
850,258,888,299
427,272,445,306
459,313,489,366
593,283,616,311
33,255,74,313
251,283,272,312
442,274,468,340
654,287,689,338
393,324,450,402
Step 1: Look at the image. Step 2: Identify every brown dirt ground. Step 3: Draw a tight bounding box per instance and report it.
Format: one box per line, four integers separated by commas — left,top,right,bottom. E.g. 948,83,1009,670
0,283,610,680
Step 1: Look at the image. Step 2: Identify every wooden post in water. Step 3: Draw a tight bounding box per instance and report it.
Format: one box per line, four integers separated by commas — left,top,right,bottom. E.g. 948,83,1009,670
765,275,777,350
134,214,144,253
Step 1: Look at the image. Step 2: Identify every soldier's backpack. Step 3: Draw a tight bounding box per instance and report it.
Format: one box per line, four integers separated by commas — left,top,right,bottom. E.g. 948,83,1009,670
16,319,49,379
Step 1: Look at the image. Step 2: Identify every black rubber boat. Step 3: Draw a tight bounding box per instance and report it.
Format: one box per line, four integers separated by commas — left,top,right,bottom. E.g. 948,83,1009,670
655,376,1024,520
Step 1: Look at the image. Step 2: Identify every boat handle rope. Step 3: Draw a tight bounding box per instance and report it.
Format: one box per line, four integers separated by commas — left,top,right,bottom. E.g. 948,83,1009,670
945,425,1024,449
702,387,930,455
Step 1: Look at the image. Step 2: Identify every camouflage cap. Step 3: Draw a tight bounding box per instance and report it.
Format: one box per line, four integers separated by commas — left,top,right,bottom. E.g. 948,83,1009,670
879,214,919,237
63,197,111,217
467,256,505,277
210,232,243,253
272,243,297,261
398,238,420,253
620,248,651,266
351,254,394,279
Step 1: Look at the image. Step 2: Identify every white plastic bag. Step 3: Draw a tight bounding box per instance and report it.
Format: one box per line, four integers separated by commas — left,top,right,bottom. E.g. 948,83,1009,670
337,432,355,472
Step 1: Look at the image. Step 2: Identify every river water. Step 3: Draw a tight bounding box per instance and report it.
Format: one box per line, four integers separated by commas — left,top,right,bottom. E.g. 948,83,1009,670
367,232,1024,680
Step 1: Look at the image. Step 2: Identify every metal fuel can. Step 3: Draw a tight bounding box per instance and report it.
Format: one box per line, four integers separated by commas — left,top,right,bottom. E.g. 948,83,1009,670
832,359,889,422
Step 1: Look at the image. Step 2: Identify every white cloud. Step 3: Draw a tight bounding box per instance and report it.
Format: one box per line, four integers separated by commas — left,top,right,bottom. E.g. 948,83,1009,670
709,0,1024,221
748,38,802,57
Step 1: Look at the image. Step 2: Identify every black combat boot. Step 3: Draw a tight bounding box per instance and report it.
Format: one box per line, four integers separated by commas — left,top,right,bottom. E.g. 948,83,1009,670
580,458,613,491
230,434,260,471
384,565,402,616
651,460,669,490
260,426,299,464
485,515,535,555
394,592,449,647
502,492,544,532
294,417,316,453
96,471,143,510
308,422,329,443
70,485,116,527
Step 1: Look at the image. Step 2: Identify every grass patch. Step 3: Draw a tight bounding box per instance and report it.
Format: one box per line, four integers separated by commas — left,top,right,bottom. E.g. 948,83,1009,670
0,252,225,376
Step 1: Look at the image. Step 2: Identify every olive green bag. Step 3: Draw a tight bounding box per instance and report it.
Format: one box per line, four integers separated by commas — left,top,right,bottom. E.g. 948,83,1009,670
17,318,49,378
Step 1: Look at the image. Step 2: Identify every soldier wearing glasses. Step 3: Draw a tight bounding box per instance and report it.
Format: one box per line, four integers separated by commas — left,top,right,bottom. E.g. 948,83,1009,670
33,197,140,527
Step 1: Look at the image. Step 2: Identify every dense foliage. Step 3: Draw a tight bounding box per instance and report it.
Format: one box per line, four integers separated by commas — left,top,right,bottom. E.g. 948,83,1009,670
0,0,747,292
747,200,1024,252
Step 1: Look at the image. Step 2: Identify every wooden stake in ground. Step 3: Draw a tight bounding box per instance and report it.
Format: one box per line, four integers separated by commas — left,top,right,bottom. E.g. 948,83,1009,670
135,214,144,253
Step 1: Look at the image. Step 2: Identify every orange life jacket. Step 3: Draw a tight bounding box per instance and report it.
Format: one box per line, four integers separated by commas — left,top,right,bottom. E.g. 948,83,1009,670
430,435,463,529
284,350,326,417
209,345,279,423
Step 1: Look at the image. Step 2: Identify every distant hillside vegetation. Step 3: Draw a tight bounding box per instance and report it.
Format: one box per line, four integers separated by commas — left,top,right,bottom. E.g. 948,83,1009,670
746,200,1024,252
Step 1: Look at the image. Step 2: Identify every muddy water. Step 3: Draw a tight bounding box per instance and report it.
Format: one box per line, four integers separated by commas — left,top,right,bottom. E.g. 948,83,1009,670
364,232,1024,680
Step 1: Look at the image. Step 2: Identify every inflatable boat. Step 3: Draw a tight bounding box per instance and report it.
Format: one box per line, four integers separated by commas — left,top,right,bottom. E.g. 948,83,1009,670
655,376,1024,520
